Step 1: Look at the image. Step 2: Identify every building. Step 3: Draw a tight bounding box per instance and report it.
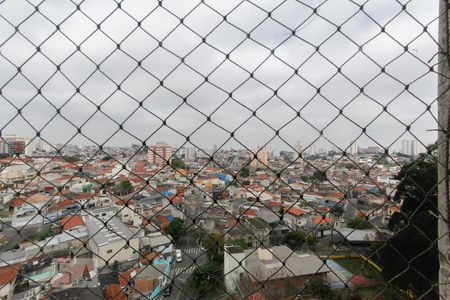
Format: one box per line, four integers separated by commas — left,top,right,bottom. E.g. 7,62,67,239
25,137,52,156
0,135,26,156
401,139,410,155
0,264,19,299
400,139,425,156
147,142,172,166
224,245,331,297
295,142,303,154
350,142,358,155
84,216,140,268
250,147,268,168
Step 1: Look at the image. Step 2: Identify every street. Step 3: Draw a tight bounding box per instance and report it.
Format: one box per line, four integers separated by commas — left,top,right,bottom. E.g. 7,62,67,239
157,232,207,300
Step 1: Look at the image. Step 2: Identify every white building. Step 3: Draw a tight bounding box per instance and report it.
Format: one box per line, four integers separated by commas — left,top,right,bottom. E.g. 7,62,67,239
84,216,140,268
350,142,358,155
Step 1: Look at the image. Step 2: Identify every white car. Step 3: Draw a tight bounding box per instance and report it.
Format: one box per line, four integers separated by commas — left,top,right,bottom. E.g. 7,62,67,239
175,249,182,262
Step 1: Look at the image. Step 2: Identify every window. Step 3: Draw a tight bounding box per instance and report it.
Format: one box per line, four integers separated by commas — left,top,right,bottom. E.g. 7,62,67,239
107,249,112,254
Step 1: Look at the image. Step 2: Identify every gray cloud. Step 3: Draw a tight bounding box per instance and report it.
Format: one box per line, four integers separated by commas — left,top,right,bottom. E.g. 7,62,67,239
0,0,440,152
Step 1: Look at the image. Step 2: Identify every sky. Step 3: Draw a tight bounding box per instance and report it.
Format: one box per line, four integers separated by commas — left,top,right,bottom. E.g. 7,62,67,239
0,0,441,153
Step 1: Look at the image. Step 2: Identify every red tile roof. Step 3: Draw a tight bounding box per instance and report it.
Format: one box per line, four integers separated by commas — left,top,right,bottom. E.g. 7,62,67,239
0,264,19,286
287,207,307,216
60,215,85,231
312,216,332,225
104,284,126,300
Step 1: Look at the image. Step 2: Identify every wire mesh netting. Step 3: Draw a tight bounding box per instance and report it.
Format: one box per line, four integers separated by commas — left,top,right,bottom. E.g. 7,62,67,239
0,0,449,299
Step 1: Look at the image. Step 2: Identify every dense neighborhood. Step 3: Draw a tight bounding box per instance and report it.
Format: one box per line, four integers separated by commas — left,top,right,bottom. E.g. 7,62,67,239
0,136,432,299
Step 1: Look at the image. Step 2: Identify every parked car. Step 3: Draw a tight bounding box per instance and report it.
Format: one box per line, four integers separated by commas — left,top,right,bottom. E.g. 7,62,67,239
175,249,182,262
163,284,172,297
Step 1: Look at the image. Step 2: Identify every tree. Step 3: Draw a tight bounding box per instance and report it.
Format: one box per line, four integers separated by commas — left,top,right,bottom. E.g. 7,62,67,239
239,167,250,178
115,179,133,195
170,158,185,169
307,277,338,299
306,234,318,247
164,218,184,241
347,217,372,229
34,226,53,241
185,262,221,298
111,260,119,272
201,233,224,263
330,205,345,217
379,156,439,298
311,170,327,182
283,231,305,250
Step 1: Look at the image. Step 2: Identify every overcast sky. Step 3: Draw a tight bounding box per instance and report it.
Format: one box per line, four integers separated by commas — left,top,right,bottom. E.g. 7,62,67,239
0,0,441,153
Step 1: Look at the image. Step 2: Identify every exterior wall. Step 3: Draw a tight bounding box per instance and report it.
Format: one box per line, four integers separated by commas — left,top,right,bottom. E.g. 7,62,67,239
0,283,11,299
96,238,140,268
148,144,173,166
224,249,246,292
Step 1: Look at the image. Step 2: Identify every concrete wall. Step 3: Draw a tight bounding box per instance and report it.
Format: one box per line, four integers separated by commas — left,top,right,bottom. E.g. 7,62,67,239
438,1,450,298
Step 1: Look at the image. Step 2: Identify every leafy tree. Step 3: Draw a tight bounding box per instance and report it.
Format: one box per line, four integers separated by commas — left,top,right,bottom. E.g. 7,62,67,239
111,260,119,271
307,277,338,299
201,233,224,263
284,231,305,250
330,205,345,216
306,234,318,247
116,179,133,195
347,217,372,229
185,262,221,298
170,158,186,169
239,167,250,178
164,218,184,241
311,170,328,182
34,226,53,241
379,156,439,298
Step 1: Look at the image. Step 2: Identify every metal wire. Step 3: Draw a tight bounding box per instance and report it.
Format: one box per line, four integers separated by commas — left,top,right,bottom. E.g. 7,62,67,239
0,0,448,299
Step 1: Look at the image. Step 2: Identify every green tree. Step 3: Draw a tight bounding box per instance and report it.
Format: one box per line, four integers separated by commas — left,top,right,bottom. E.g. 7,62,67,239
164,218,184,241
239,167,250,178
185,262,221,298
312,170,327,182
379,156,438,298
116,179,133,195
111,260,119,271
307,277,337,299
34,226,53,241
283,231,305,250
306,234,318,247
171,158,186,169
201,232,224,263
347,217,372,229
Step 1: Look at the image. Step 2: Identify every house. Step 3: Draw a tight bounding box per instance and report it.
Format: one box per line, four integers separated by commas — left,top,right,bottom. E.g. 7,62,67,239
224,245,331,298
140,234,173,257
84,216,140,268
60,215,85,231
0,264,19,299
50,259,98,291
118,263,168,299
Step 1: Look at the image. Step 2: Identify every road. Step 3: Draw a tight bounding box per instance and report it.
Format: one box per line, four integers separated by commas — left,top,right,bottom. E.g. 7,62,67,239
158,233,207,300
0,223,42,251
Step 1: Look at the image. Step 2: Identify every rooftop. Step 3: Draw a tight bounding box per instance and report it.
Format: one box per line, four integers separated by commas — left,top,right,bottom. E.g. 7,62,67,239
84,216,137,247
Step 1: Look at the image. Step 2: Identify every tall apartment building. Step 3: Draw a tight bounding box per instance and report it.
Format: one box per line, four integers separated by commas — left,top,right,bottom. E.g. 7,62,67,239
250,147,268,168
401,139,424,157
350,142,359,155
295,142,303,154
147,142,172,166
0,135,26,156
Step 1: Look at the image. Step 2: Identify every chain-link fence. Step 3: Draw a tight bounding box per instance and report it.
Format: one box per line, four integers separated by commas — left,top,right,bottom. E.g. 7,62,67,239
0,0,449,299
